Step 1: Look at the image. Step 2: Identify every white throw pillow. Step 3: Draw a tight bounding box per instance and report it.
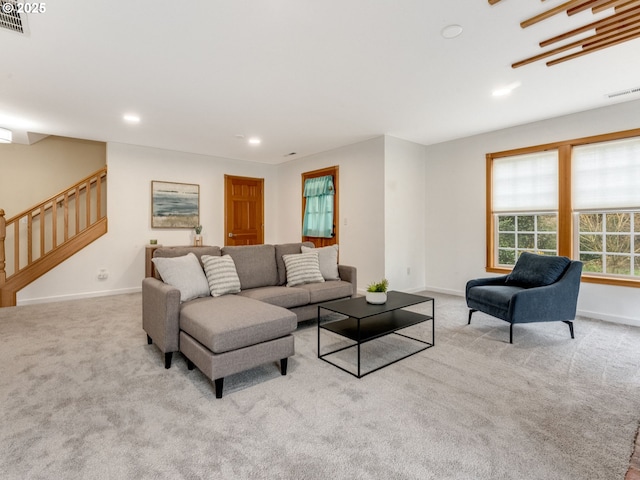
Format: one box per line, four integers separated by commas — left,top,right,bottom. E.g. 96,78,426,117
151,253,210,302
301,244,340,281
202,255,241,297
282,252,325,287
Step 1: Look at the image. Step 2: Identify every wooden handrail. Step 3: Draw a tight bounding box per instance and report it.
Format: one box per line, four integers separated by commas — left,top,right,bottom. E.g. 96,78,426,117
0,166,108,306
5,167,107,224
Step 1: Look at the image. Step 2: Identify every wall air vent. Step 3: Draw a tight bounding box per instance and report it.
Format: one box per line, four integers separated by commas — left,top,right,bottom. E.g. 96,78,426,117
606,87,640,99
0,1,24,33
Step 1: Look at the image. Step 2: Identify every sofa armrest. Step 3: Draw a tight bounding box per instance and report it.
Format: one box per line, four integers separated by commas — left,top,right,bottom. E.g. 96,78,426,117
465,275,509,300
338,264,357,297
142,277,181,354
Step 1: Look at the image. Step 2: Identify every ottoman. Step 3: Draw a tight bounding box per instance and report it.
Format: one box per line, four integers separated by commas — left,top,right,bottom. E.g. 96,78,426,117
179,295,296,398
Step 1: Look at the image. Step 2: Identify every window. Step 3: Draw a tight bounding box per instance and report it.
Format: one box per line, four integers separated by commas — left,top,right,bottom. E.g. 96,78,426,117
492,151,558,265
573,137,640,278
302,175,334,238
487,128,640,287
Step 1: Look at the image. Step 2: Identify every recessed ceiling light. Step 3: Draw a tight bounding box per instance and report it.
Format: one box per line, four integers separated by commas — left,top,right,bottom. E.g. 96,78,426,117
441,24,463,39
123,114,141,123
248,137,261,145
492,82,521,97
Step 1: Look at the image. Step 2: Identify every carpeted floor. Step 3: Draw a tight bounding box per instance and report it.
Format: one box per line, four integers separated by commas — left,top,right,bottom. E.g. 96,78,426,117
1,291,639,479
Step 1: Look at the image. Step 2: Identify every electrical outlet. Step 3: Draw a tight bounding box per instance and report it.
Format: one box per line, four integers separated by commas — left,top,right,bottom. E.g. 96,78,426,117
98,269,108,280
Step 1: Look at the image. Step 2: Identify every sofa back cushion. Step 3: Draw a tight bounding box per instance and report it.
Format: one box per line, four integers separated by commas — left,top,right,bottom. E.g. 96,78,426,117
275,242,315,285
221,244,278,289
153,246,221,279
506,252,571,288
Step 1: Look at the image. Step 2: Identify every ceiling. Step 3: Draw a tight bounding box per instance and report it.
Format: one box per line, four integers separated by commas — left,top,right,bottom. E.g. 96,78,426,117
1,0,639,164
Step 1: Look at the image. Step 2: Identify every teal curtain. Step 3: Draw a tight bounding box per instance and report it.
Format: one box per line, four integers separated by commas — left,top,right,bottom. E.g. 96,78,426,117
302,175,334,238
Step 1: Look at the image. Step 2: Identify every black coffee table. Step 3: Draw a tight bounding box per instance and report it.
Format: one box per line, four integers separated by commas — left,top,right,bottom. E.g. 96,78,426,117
317,291,434,378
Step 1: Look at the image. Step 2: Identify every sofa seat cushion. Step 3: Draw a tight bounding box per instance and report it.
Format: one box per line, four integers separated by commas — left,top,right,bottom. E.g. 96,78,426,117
180,296,296,354
298,280,353,304
238,286,310,309
467,285,525,321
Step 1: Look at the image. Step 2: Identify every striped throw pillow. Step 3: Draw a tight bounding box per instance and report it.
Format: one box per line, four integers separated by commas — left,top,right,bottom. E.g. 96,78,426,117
202,255,241,297
282,252,325,287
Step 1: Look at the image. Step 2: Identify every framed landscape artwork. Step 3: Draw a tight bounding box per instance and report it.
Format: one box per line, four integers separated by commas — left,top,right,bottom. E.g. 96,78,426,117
151,181,200,228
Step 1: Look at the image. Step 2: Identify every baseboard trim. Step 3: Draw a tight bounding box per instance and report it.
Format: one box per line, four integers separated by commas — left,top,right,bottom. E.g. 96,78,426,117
576,309,640,328
16,287,142,306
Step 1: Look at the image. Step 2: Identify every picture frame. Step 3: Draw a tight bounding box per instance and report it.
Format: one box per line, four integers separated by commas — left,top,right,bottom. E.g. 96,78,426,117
151,181,200,228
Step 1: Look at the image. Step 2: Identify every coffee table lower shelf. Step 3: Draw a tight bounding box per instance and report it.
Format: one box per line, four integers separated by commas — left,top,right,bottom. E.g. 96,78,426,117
318,306,434,378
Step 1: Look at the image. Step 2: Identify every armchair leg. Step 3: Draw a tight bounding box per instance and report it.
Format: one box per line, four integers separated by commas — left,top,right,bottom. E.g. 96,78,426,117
164,352,173,369
509,323,513,344
280,358,288,375
563,321,575,339
468,309,476,325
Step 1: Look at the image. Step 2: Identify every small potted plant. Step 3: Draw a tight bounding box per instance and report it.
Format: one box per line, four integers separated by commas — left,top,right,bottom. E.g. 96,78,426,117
366,278,389,304
194,225,203,246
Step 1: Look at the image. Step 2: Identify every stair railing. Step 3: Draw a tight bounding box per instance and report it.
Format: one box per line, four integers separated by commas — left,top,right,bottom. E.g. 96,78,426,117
0,166,107,306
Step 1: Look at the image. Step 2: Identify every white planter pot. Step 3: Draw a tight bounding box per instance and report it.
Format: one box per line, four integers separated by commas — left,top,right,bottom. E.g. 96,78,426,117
366,292,387,304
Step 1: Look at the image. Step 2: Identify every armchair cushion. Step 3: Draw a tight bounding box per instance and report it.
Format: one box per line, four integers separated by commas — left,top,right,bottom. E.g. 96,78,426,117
506,252,571,288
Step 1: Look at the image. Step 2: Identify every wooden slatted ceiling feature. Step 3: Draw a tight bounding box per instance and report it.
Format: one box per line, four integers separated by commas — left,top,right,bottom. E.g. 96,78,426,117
489,0,640,67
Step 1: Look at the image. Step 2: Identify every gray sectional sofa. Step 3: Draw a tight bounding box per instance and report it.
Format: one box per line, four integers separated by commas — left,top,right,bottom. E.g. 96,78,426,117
142,242,356,397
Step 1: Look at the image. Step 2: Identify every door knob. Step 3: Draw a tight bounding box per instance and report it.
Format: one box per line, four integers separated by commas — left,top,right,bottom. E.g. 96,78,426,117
228,232,234,238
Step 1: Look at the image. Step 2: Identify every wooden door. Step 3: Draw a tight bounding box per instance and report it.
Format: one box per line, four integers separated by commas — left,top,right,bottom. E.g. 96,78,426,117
224,175,264,246
301,166,338,247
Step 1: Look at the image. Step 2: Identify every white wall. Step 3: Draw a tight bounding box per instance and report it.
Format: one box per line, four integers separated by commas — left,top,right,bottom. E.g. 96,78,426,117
17,142,279,304
423,98,640,325
277,137,386,293
384,136,426,292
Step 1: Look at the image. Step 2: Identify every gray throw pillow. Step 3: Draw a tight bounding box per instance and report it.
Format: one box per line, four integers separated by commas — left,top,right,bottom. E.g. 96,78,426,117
301,244,340,281
282,252,325,287
151,253,210,302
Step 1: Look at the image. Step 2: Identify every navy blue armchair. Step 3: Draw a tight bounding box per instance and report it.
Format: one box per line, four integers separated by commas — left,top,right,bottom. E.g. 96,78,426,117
466,252,583,343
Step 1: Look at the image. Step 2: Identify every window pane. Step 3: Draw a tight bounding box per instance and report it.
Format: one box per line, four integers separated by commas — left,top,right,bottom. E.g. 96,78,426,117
580,213,602,232
635,213,640,233
636,235,640,254
537,215,556,232
606,213,630,233
606,235,630,253
538,234,556,250
580,234,602,252
498,216,515,232
580,253,602,273
636,256,640,276
499,233,515,248
518,234,535,249
518,216,534,231
606,255,630,275
498,249,516,265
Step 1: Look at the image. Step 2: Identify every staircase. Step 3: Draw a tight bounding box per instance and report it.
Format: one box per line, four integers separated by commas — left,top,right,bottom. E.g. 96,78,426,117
0,167,107,307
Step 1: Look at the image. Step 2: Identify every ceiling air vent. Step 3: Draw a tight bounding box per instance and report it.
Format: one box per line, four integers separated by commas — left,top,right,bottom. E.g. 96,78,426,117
0,1,24,33
606,87,640,99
